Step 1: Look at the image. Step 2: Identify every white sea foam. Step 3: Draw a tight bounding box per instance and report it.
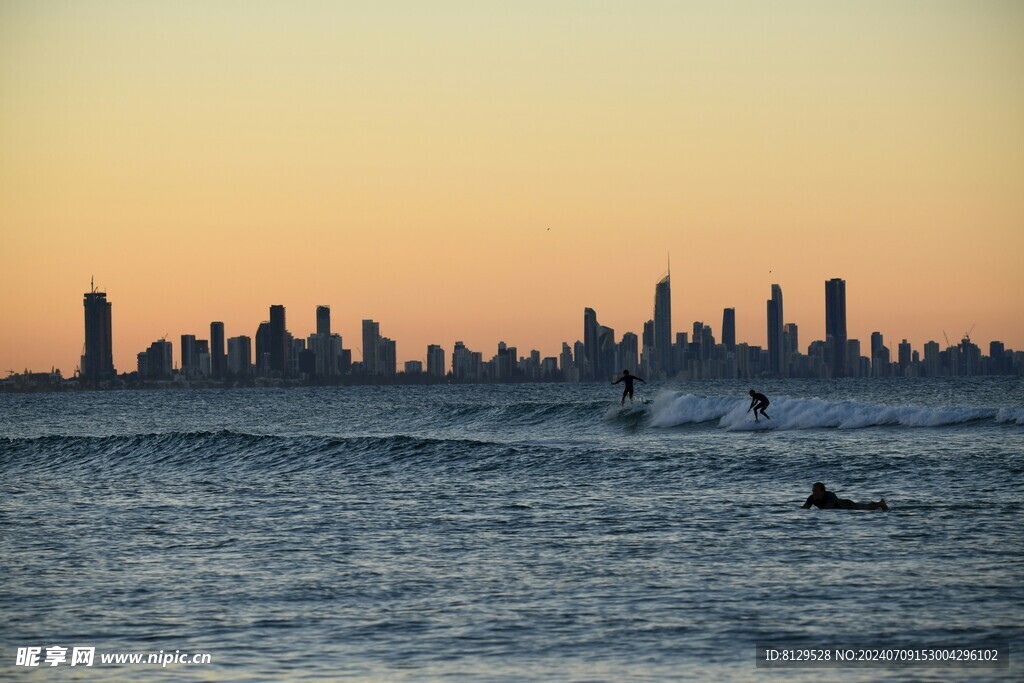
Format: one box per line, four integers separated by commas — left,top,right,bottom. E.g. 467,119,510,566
649,392,999,431
994,407,1024,425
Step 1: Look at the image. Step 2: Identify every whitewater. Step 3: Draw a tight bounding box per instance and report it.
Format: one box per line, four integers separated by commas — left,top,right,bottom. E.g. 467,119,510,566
1,378,1022,682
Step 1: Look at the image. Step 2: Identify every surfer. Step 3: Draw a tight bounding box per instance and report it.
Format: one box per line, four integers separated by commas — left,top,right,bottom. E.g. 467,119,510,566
612,369,646,405
747,389,771,422
801,482,888,511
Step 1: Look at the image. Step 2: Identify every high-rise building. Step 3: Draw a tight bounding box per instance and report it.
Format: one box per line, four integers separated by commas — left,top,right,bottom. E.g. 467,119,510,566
180,334,197,375
619,332,639,374
210,322,225,379
560,342,574,374
362,320,380,375
767,284,785,375
898,339,912,372
825,278,847,377
227,336,251,377
380,337,396,377
640,320,655,375
82,283,115,382
597,325,616,379
722,308,736,351
583,308,599,380
452,341,470,379
783,323,799,360
255,321,271,374
139,339,173,380
426,344,445,378
653,273,672,376
269,305,287,376
924,340,941,377
316,306,331,338
313,306,335,377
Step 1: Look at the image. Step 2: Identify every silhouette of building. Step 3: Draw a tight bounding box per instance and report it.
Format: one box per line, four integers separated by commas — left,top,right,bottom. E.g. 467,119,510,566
210,322,225,379
180,334,197,375
255,321,271,375
898,339,912,374
597,325,616,379
426,344,445,378
583,308,599,380
767,284,785,376
82,283,115,382
314,306,335,377
269,305,287,376
362,320,381,375
619,332,639,374
653,273,672,376
783,323,799,365
722,308,736,352
227,336,251,377
138,339,173,380
825,278,847,377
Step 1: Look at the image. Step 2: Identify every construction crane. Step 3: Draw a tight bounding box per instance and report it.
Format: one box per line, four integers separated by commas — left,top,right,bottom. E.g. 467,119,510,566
943,330,952,348
963,324,975,343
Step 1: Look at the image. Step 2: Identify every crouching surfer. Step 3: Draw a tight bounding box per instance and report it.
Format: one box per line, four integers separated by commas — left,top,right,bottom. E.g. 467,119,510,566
802,482,888,511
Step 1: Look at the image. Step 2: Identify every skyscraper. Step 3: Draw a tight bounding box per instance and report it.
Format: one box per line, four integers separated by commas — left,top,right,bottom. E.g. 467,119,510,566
316,306,331,338
426,344,445,378
583,308,598,380
255,321,271,374
767,284,785,376
362,320,380,375
825,278,847,377
181,334,197,375
269,305,287,376
82,282,114,382
653,273,672,376
597,325,616,379
210,322,225,379
722,308,736,351
227,335,251,377
619,332,639,374
314,306,334,376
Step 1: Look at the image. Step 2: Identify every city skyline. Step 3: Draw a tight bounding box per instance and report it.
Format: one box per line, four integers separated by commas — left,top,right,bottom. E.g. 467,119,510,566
2,3,1023,373
10,273,1020,384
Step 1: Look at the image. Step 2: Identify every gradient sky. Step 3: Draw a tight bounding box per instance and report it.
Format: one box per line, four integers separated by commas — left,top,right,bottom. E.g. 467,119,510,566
2,1,1022,373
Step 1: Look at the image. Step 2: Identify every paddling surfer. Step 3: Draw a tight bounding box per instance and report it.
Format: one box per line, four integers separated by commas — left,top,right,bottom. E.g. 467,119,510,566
802,482,888,511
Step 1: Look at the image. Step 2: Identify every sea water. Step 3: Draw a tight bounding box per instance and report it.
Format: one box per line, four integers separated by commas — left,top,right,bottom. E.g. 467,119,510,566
1,378,1022,681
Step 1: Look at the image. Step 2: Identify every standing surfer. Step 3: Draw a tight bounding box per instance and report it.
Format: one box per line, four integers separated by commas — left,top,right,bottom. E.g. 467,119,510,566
747,389,771,422
613,369,646,406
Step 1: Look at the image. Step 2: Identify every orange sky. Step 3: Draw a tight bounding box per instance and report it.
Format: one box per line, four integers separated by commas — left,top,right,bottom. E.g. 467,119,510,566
1,1,1022,373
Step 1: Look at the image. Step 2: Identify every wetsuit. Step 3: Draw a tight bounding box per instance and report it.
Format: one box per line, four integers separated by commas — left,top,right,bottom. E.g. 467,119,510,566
803,491,867,510
749,392,770,411
613,374,645,404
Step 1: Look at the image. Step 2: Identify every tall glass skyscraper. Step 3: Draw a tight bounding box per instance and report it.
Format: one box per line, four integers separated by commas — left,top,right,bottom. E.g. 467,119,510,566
825,278,847,377
653,274,672,376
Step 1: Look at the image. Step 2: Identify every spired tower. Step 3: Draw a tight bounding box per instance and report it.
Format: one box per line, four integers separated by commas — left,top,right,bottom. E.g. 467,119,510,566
81,278,115,382
653,264,672,377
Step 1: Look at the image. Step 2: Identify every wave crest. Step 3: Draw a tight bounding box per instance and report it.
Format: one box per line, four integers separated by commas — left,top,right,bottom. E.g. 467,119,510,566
649,393,1003,431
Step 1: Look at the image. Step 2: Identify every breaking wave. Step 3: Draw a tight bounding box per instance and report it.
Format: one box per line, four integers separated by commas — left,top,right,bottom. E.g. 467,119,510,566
649,393,1015,431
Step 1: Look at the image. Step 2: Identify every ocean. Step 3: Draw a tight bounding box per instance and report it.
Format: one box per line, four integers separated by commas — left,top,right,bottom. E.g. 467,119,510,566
1,378,1022,681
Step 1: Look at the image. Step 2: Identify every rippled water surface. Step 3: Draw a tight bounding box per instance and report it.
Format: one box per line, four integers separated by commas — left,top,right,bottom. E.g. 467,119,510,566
2,378,1022,681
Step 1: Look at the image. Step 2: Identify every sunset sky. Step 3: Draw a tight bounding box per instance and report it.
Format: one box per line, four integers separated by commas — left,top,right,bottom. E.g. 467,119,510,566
1,1,1022,373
